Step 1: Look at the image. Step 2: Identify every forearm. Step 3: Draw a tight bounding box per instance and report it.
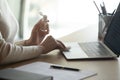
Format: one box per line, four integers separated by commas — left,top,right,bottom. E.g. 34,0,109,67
0,39,43,65
15,40,26,46
15,39,30,46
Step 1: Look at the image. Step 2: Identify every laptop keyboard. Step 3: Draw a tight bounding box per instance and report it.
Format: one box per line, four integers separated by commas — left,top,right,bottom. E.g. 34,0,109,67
79,42,112,57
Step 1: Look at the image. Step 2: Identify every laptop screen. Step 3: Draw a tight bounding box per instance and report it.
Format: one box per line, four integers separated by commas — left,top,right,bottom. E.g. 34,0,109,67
104,3,120,56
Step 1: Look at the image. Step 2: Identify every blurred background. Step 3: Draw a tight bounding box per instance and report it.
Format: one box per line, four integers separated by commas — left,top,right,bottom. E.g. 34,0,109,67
7,0,120,39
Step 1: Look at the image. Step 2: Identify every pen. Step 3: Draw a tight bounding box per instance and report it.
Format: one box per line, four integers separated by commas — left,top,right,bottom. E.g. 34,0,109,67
39,11,49,22
111,9,116,15
103,2,107,14
50,65,80,71
100,2,107,15
93,1,101,14
100,4,107,15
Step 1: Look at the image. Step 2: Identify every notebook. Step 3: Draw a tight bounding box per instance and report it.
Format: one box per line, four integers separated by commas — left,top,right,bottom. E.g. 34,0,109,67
62,3,120,60
15,62,97,80
0,68,53,80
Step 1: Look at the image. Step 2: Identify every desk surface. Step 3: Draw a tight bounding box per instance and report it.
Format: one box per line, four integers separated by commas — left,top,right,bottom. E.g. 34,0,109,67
1,25,120,80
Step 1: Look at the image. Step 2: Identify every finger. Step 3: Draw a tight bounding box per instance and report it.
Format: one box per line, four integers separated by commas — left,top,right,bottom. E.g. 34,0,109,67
44,20,49,22
42,15,49,22
38,30,46,37
34,19,44,29
56,40,66,48
40,36,58,53
56,40,70,51
33,19,49,34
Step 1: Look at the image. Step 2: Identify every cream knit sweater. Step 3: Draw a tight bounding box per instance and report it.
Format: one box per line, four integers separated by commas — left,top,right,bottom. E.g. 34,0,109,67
0,0,43,65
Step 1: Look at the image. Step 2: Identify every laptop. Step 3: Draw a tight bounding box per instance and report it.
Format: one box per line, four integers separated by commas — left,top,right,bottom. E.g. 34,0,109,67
62,3,120,60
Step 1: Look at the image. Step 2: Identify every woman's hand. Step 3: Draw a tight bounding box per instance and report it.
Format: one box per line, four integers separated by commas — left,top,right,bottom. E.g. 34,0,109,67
40,35,70,54
25,18,49,46
55,40,70,52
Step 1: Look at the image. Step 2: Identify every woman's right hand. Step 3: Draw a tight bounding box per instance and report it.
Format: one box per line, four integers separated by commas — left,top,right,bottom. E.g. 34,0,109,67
40,35,70,54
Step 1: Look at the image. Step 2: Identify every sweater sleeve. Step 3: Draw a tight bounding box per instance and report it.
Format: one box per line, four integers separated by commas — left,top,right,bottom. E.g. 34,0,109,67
0,33,43,65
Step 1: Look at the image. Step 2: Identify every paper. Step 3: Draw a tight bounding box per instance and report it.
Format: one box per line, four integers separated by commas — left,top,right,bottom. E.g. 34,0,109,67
15,62,97,80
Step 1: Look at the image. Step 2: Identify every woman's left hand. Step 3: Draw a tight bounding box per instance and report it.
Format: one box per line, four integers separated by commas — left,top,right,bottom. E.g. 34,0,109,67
25,18,49,46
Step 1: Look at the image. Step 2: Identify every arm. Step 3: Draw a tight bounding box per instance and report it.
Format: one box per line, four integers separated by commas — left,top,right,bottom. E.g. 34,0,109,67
0,32,43,65
0,33,68,65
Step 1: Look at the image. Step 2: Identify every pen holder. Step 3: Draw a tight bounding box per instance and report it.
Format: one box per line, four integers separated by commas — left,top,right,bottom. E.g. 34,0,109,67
98,14,113,40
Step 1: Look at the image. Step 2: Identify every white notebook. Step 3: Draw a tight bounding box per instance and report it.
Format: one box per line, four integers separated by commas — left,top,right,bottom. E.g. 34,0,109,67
15,62,97,80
